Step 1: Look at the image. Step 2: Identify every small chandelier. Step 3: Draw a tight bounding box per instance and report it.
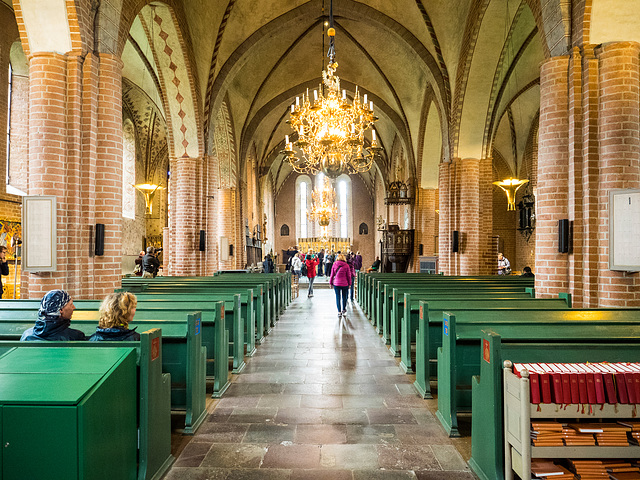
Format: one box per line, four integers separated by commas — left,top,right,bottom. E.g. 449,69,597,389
308,178,339,227
281,0,381,178
134,183,164,215
493,178,528,211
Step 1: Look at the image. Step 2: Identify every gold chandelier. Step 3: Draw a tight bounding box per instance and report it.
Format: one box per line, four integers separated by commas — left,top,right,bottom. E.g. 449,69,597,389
282,0,381,178
308,178,340,227
493,178,529,211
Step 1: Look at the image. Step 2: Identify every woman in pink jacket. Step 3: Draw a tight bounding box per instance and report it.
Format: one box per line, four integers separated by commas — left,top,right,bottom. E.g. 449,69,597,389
329,254,353,317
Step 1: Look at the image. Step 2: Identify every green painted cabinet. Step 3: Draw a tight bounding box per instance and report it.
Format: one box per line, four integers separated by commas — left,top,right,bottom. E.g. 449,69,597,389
0,347,137,480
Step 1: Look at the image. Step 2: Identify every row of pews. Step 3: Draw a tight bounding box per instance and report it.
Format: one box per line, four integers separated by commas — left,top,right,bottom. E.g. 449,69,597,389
0,271,291,480
356,272,640,480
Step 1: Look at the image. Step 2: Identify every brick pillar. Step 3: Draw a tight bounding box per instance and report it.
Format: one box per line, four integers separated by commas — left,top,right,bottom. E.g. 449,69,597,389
27,53,70,297
217,188,237,270
172,155,199,275
580,46,600,307
459,158,480,275
438,162,451,274
536,56,570,298
93,53,123,297
597,42,640,307
413,188,438,271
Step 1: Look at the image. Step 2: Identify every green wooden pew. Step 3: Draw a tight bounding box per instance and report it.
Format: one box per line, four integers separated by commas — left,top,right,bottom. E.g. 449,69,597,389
367,276,534,327
358,272,534,318
436,309,640,437
0,329,173,480
123,278,274,335
469,330,640,480
114,292,248,374
0,310,207,435
128,290,258,358
0,299,232,397
403,295,570,375
122,274,285,327
379,285,535,348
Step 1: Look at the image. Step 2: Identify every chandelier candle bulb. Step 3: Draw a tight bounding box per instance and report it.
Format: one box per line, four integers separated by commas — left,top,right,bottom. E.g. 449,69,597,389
291,105,295,113
343,90,346,99
314,90,318,101
370,101,373,111
364,94,367,104
372,130,376,141
296,97,300,106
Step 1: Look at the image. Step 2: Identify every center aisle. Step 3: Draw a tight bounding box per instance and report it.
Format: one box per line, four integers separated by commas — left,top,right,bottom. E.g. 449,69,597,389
165,288,476,480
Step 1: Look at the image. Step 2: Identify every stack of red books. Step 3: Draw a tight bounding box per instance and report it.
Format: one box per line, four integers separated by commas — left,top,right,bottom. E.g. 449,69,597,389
513,362,640,405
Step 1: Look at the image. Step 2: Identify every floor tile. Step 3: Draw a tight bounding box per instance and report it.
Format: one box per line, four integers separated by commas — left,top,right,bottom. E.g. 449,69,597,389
166,288,476,479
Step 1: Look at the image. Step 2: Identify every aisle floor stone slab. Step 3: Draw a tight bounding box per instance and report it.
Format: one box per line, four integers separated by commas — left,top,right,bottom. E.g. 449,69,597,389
165,288,476,479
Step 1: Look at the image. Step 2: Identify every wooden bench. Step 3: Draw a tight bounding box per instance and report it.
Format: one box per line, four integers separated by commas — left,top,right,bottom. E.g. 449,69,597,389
404,295,570,375
436,309,640,437
0,298,232,397
469,330,640,480
123,278,273,335
379,285,535,348
357,272,533,317
122,274,286,326
0,329,173,480
0,310,207,434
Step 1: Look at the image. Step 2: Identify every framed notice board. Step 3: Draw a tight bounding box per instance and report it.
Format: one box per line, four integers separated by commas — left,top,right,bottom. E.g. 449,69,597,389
22,196,57,272
609,189,640,271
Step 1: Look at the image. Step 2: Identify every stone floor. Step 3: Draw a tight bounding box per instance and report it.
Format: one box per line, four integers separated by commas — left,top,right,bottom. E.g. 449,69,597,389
165,288,476,480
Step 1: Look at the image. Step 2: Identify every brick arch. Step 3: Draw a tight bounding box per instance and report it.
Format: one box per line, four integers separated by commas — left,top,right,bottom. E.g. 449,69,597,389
11,0,83,56
130,3,203,159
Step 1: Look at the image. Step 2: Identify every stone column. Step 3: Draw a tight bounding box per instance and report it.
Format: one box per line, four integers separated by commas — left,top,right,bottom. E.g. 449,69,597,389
597,42,640,307
536,55,570,298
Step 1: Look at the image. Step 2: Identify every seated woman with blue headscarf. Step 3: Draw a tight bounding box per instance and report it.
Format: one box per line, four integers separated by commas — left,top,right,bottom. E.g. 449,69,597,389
21,289,86,341
89,292,140,341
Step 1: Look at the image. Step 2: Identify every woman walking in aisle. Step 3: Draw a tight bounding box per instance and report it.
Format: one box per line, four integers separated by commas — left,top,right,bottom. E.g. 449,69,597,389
330,254,353,317
305,252,319,297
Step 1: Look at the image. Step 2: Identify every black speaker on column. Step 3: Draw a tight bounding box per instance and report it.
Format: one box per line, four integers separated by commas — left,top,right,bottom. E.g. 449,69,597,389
199,230,206,251
418,244,424,256
95,223,105,256
558,219,569,253
451,231,459,253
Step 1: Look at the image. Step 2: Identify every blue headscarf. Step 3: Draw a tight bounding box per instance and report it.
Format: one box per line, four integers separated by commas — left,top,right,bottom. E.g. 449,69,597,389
33,290,72,336
38,290,71,318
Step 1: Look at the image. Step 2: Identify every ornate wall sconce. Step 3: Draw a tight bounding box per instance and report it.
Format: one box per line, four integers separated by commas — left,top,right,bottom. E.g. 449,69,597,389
493,178,528,211
134,183,164,215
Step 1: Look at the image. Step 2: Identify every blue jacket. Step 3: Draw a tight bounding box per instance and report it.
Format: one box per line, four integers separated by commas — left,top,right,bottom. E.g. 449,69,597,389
89,327,140,342
20,317,86,341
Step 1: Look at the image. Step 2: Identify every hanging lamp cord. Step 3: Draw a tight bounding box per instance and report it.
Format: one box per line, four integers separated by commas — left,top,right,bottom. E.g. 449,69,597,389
327,0,335,64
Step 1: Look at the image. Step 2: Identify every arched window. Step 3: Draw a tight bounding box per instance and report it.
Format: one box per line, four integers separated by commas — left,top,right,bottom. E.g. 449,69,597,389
296,176,312,239
280,224,290,236
336,174,352,239
359,222,368,235
122,120,136,218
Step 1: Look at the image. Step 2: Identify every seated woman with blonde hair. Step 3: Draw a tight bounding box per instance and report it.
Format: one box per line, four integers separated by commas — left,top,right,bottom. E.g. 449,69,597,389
89,292,140,341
